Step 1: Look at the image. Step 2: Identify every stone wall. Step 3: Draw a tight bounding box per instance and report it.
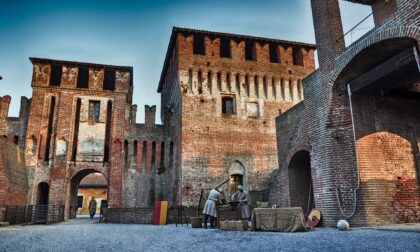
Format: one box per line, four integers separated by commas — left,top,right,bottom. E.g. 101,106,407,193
0,138,28,221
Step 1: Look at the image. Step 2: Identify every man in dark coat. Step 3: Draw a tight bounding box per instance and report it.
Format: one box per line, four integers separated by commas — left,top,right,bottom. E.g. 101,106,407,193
88,197,97,219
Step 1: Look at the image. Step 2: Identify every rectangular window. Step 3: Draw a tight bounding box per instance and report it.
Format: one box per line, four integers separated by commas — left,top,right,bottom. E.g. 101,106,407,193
269,43,279,63
193,34,205,55
220,37,231,58
245,41,256,61
88,101,101,122
50,64,62,86
222,97,235,115
77,196,83,208
293,48,304,66
103,68,115,91
77,66,89,88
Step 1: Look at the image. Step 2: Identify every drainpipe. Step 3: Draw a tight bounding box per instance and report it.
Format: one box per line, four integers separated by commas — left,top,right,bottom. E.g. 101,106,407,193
335,84,360,218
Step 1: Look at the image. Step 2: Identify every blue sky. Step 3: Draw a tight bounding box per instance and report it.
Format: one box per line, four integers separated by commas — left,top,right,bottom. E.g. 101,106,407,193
0,0,373,123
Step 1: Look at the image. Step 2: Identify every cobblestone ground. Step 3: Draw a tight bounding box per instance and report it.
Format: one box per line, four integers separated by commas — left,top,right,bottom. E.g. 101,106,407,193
0,218,419,252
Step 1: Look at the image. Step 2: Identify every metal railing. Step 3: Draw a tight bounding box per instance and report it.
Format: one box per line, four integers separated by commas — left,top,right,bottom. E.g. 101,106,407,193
1,205,64,225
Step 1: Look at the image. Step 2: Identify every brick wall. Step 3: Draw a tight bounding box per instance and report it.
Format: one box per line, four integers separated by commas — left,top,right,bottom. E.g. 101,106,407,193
274,0,419,227
0,138,28,221
159,28,316,206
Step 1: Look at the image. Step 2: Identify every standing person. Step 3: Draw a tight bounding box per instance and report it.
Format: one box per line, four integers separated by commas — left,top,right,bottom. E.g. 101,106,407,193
88,197,97,219
231,185,250,220
202,188,221,229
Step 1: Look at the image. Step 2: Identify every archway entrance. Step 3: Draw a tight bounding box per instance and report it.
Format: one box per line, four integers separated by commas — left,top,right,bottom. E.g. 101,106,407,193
68,170,108,219
228,161,247,197
37,182,49,205
288,150,314,215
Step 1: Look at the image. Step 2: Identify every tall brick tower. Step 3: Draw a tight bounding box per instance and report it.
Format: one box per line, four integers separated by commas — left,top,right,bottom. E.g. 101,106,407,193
25,58,133,218
158,27,316,206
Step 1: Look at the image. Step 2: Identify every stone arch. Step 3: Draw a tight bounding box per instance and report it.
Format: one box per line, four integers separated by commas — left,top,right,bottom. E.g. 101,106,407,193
66,168,108,219
37,182,50,205
287,150,314,215
228,160,247,196
334,26,420,76
357,131,420,224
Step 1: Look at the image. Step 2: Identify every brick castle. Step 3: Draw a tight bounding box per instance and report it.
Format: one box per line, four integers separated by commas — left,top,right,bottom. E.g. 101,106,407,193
0,0,418,226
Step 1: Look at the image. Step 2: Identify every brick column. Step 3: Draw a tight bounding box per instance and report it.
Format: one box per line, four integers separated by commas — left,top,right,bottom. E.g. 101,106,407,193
310,0,345,70
284,80,292,102
275,78,282,101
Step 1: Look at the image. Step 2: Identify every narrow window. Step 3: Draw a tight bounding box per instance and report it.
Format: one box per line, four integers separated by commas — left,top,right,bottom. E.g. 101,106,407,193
220,37,231,58
222,97,235,115
217,72,221,92
269,43,279,63
103,68,115,91
198,70,203,94
188,69,193,92
245,41,256,61
44,96,55,161
142,141,147,171
272,77,276,100
207,71,212,95
292,48,304,66
88,101,100,123
77,196,84,208
160,141,165,168
103,100,112,162
245,75,250,97
289,79,293,101
77,65,89,88
193,34,205,55
38,135,43,159
226,73,231,92
124,140,128,164
235,74,240,96
50,64,62,86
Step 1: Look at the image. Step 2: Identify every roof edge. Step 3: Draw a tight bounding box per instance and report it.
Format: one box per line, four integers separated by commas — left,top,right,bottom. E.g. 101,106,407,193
29,57,133,71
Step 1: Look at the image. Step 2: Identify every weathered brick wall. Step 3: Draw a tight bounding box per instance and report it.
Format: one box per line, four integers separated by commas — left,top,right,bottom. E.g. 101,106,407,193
274,0,419,227
123,105,173,208
158,28,316,206
24,58,132,219
0,96,31,149
270,102,309,207
0,138,28,221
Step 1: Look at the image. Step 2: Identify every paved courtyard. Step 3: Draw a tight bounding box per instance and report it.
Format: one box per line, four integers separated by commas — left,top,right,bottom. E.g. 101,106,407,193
0,219,419,252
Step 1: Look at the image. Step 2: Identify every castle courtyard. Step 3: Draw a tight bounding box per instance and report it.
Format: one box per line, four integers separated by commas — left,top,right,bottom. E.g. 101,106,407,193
0,219,419,252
